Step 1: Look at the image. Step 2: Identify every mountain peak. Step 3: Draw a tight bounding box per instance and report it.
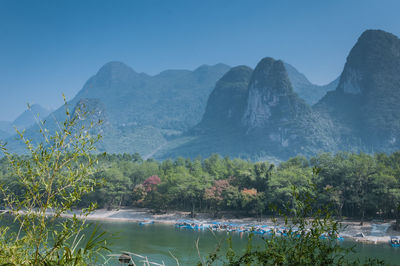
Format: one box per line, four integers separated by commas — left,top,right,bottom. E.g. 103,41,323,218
358,29,399,43
242,57,294,128
99,61,133,70
249,57,292,95
96,61,138,80
13,104,50,129
218,65,252,83
317,29,400,151
198,65,252,130
77,61,146,100
194,63,230,72
192,63,231,84
337,29,400,95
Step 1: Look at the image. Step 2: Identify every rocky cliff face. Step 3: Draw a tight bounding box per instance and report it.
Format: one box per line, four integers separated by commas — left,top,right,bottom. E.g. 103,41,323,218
337,30,400,95
241,57,336,158
316,29,400,152
164,58,338,160
243,58,293,129
73,98,107,125
198,65,252,131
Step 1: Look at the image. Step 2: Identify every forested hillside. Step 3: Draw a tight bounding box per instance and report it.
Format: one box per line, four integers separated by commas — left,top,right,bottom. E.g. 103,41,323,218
3,63,230,155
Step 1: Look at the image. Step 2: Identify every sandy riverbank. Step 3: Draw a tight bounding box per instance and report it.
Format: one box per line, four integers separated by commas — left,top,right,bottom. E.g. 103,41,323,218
60,208,399,244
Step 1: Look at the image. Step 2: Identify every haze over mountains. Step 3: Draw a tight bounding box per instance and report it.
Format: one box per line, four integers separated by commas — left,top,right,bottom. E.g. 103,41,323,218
160,29,400,160
2,29,399,161
2,63,231,155
316,29,400,154
0,104,50,138
162,58,338,160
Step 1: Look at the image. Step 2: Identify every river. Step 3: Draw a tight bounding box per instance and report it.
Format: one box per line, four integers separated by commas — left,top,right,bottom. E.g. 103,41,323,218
0,216,399,265
98,221,400,265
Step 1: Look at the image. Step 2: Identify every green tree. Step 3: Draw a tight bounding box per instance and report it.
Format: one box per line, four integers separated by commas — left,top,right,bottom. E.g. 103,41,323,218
202,186,386,266
347,153,377,225
268,166,313,214
0,100,108,265
99,166,132,208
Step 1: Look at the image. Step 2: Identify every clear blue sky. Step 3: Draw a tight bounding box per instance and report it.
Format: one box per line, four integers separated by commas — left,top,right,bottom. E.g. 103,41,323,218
1,0,399,121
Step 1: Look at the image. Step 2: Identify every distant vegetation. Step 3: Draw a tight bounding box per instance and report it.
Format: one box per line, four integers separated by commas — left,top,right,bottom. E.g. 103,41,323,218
200,186,386,266
2,151,398,226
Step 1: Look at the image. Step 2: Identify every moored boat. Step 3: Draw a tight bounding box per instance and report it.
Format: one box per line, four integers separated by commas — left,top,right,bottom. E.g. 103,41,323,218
390,236,400,247
139,220,154,225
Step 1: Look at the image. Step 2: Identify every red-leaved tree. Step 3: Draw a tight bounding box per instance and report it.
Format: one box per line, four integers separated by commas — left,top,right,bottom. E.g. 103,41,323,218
143,175,161,192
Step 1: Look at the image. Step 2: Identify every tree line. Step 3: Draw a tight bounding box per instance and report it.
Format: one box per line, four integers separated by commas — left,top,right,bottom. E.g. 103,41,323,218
1,151,400,223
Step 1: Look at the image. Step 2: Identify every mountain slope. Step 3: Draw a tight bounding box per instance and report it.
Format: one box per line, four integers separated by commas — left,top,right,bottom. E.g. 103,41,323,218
157,66,253,159
5,62,230,155
0,104,50,140
196,65,253,131
160,58,338,160
13,104,50,129
5,29,400,159
284,63,338,105
0,121,13,136
242,58,337,158
316,29,400,152
0,129,9,140
66,61,230,131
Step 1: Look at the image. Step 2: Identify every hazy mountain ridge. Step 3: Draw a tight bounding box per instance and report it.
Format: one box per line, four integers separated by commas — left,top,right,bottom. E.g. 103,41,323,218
316,29,400,153
4,63,230,155
0,129,9,140
73,61,230,131
13,104,51,129
0,104,50,139
161,58,338,160
5,29,399,161
284,62,339,105
0,122,13,136
161,29,400,160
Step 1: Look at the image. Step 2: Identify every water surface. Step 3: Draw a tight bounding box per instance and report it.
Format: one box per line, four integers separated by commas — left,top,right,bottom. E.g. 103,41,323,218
1,216,399,265
98,221,400,265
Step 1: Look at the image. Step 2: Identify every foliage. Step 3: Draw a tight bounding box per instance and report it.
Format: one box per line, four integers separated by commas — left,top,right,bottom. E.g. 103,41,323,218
0,99,109,265
1,149,400,223
200,186,387,266
15,150,396,225
143,175,161,192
